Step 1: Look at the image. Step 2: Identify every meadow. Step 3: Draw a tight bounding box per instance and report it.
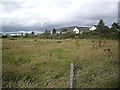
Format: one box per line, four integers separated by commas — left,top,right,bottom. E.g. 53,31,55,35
2,38,119,88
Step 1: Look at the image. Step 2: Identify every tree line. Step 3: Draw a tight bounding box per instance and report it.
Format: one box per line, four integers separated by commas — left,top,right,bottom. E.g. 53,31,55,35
41,19,120,39
79,19,120,39
1,19,120,40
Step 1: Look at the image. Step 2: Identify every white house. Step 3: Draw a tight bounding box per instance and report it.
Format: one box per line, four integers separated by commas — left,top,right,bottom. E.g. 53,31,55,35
50,30,60,34
56,31,61,34
50,30,53,34
73,27,80,34
80,30,83,34
89,25,97,31
49,26,89,35
9,33,22,36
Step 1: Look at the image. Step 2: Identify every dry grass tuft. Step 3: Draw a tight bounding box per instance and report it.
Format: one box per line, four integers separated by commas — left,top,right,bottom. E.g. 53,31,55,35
2,38,119,88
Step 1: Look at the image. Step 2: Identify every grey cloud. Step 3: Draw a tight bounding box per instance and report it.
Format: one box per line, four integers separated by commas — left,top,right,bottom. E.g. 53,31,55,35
71,1,118,20
0,2,23,13
1,0,119,32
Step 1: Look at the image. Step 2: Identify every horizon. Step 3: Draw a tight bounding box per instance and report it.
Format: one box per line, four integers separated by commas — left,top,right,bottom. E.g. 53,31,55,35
1,24,113,34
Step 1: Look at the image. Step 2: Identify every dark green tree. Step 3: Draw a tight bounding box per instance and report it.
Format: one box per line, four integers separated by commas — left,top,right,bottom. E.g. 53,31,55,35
62,28,67,32
52,28,56,34
44,29,50,39
44,29,49,35
97,19,105,31
97,19,109,38
21,33,23,36
24,33,29,38
31,31,35,35
44,29,48,33
111,22,119,29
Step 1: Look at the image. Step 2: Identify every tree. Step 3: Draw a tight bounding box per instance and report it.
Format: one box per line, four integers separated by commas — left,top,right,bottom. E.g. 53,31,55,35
44,29,50,39
52,28,56,34
97,19,105,31
24,33,29,38
21,33,23,36
44,29,48,33
44,29,48,35
31,31,35,35
97,19,109,37
111,22,119,30
2,34,9,38
62,28,67,32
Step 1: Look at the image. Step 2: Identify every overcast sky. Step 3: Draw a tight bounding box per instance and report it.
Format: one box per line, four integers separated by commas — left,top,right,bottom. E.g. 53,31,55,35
0,0,119,32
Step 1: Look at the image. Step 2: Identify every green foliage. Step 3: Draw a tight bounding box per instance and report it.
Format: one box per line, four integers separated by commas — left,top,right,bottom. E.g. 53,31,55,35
62,28,67,32
97,19,105,28
52,28,56,34
97,19,109,35
39,19,119,40
31,31,35,35
24,33,29,38
43,29,51,39
2,34,10,38
111,22,119,29
2,20,119,40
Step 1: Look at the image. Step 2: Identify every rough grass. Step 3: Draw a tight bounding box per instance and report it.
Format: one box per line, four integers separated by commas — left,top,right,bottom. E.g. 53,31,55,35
2,38,119,88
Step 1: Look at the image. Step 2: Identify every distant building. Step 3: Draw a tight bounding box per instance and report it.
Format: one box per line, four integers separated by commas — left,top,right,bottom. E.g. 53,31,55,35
50,30,53,34
50,26,89,35
73,27,80,34
56,31,61,34
89,25,97,31
78,27,90,33
8,33,22,36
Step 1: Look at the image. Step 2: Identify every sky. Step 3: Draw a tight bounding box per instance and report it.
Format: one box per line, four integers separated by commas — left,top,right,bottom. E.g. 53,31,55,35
0,0,120,33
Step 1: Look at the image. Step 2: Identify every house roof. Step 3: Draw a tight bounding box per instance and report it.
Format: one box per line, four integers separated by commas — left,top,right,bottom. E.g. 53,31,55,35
56,26,89,32
94,25,97,27
56,26,77,32
77,27,89,32
90,25,97,28
48,26,90,33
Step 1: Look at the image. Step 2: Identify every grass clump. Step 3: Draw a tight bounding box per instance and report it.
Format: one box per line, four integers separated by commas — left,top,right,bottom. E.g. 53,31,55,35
2,38,119,88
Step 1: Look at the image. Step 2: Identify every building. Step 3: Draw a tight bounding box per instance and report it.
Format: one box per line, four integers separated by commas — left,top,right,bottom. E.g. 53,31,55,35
89,25,97,31
56,31,61,34
50,26,89,35
78,27,90,33
73,27,80,34
9,33,22,36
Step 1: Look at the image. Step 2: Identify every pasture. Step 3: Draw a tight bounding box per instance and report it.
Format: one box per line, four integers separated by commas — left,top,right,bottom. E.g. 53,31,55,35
2,38,119,88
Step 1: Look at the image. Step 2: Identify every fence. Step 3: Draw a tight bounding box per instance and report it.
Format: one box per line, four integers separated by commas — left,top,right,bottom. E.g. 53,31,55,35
69,63,77,89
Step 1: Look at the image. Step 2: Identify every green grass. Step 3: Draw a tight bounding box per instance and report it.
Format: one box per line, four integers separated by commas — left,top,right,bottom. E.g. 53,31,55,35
2,38,119,88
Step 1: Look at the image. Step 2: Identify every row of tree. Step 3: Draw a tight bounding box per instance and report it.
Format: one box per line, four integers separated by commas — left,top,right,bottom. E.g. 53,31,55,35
42,19,119,39
94,19,119,39
1,19,120,39
1,31,36,38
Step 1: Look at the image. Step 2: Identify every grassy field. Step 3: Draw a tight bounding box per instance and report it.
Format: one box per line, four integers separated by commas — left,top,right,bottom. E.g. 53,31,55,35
2,38,119,88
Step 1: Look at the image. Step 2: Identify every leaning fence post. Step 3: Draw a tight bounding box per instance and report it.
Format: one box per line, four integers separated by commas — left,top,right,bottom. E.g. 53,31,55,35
69,63,76,89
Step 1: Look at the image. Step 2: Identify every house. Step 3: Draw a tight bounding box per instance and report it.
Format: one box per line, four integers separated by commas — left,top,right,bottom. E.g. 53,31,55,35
89,25,97,31
50,30,53,34
56,26,79,34
50,26,89,35
73,27,80,34
56,31,61,34
62,26,89,34
72,27,89,34
78,27,89,33
8,33,22,36
50,29,61,34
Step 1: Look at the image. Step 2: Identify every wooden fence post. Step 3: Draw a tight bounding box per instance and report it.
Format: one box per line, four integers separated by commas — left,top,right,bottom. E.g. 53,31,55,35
69,63,76,89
